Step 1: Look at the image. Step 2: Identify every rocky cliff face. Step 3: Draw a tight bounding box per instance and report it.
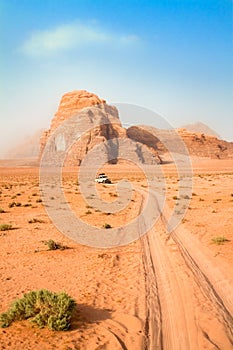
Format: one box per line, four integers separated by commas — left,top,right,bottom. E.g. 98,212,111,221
40,90,233,165
177,128,233,159
40,90,161,166
127,125,233,159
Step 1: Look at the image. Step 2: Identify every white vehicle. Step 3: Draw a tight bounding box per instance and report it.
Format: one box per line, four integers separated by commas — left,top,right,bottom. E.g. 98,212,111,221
95,173,111,184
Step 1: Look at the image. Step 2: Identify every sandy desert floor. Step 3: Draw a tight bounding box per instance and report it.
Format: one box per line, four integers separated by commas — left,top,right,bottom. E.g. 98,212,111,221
0,158,232,349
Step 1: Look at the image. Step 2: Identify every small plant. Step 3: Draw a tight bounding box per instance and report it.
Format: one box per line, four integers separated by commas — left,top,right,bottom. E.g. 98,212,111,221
182,195,190,200
0,224,12,231
172,196,179,200
0,208,6,213
0,289,76,330
23,203,32,207
103,223,112,229
85,210,92,215
36,198,42,203
28,218,45,224
43,239,67,251
8,202,16,208
211,236,229,245
8,202,21,208
32,193,37,196
109,192,118,197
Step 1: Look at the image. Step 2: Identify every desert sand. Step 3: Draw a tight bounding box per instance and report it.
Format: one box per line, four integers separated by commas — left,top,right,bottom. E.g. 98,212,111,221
0,158,233,349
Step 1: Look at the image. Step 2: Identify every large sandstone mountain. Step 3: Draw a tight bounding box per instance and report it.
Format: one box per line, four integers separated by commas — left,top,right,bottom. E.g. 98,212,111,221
39,90,233,165
40,90,161,166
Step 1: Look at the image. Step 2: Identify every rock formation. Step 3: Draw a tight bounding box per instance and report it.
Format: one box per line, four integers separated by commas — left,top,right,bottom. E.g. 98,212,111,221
39,90,233,165
181,122,221,138
40,90,161,166
177,128,233,159
127,125,233,159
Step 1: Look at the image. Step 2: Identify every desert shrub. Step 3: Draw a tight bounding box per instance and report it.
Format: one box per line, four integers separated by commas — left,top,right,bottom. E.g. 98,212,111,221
43,239,67,251
85,210,92,215
8,202,21,208
0,289,76,330
103,223,112,229
0,224,12,231
211,236,229,245
28,218,44,224
109,192,118,197
8,202,16,208
0,208,6,213
36,198,42,203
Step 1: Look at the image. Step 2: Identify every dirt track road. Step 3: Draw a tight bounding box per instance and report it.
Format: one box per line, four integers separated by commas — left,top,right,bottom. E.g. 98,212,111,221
140,189,233,350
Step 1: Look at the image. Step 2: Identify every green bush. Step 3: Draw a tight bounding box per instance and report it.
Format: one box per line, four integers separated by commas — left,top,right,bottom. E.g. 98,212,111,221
28,218,44,224
211,236,229,245
43,239,67,251
0,224,12,231
0,289,76,331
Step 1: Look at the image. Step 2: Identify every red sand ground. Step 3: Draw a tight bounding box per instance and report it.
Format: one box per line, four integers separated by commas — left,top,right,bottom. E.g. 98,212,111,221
0,158,232,349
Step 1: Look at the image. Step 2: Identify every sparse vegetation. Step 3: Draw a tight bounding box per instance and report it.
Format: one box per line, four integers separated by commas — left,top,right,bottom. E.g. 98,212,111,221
28,218,45,224
103,223,112,229
36,198,42,203
43,239,68,251
0,224,13,231
0,289,76,330
8,202,21,208
85,210,92,215
0,208,6,213
211,236,229,245
109,192,118,197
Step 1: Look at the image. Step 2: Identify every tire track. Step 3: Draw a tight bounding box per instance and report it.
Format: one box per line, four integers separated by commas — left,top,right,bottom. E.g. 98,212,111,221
139,187,233,349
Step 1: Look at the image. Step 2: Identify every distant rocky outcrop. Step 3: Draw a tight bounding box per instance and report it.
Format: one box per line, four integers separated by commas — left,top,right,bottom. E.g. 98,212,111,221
177,128,233,159
181,122,220,138
126,125,233,159
6,129,44,159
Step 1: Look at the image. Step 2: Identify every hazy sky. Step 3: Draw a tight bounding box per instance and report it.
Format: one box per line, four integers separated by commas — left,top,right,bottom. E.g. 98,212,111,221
0,0,232,157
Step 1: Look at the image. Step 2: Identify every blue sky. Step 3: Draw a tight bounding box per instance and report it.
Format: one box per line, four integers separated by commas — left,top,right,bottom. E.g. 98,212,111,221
0,0,232,156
